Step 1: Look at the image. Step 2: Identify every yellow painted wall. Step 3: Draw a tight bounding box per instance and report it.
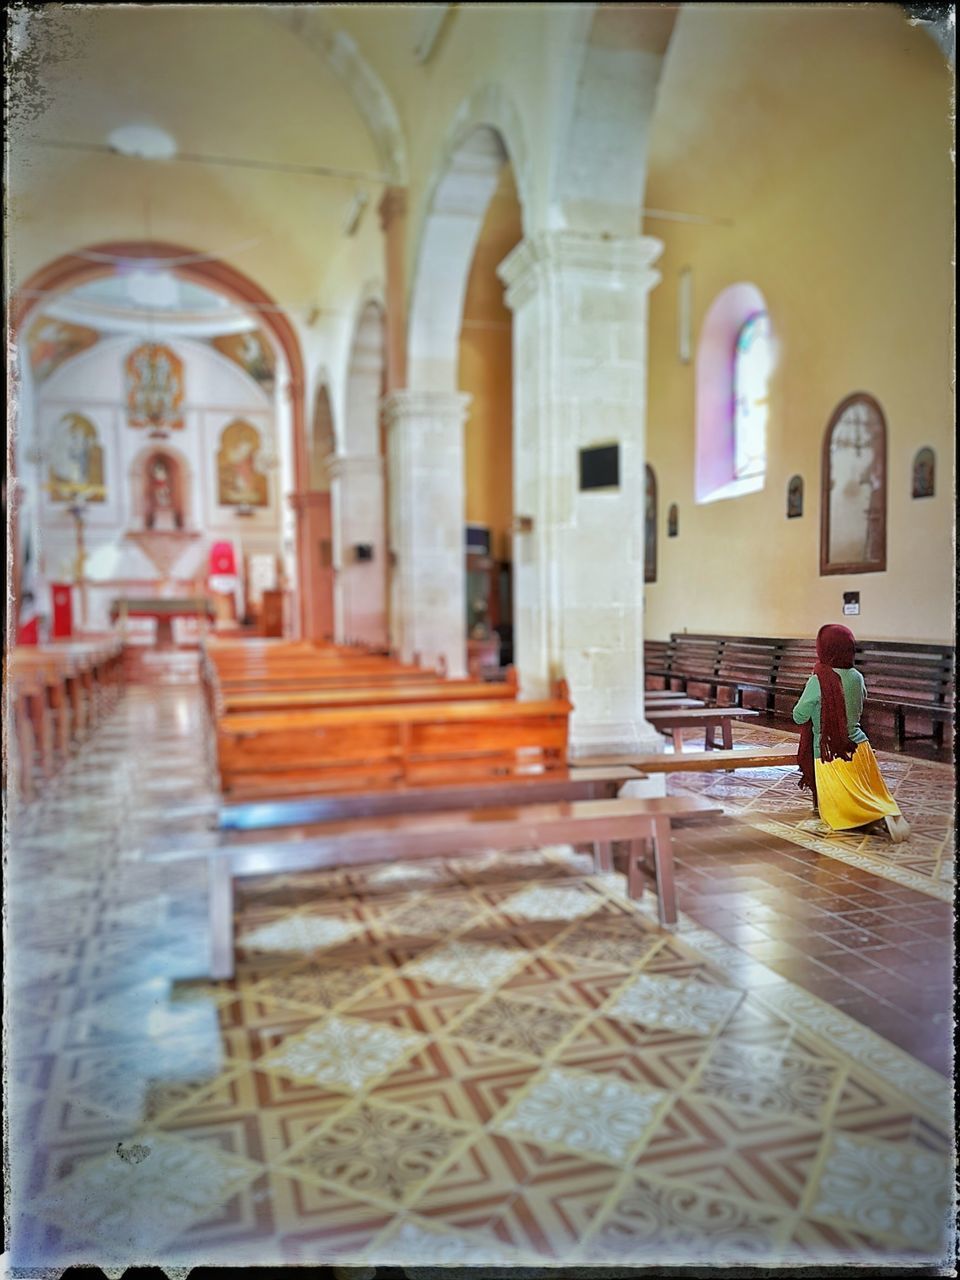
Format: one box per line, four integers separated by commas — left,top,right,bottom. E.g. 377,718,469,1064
643,5,954,644
458,166,522,563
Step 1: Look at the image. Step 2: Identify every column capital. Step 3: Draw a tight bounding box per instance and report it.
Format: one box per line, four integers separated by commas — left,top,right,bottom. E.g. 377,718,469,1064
326,452,384,482
497,230,663,312
378,186,408,232
381,389,471,429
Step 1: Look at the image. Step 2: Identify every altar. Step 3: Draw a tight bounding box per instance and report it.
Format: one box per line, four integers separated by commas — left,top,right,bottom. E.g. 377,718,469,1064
110,596,214,648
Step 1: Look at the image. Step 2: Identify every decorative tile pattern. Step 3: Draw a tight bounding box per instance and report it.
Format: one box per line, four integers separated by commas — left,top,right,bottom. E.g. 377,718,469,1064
403,941,525,990
497,1067,666,1162
258,1015,424,1092
607,973,742,1036
30,1131,261,1258
808,1132,953,1253
280,1102,463,1204
499,885,603,923
7,688,953,1272
587,1174,788,1264
238,915,362,954
693,1039,841,1123
446,994,584,1059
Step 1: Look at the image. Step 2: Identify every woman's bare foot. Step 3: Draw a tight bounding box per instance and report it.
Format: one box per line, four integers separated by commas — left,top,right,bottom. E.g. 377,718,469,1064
884,814,911,843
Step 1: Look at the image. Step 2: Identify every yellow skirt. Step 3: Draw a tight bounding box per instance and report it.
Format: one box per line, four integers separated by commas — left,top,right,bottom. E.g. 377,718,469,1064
814,741,902,831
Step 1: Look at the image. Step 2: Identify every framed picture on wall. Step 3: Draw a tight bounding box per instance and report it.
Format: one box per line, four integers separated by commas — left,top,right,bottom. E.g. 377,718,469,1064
820,393,887,575
787,474,803,518
912,447,935,499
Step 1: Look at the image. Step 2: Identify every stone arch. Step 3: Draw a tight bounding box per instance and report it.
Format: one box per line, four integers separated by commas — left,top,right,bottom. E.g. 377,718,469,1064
310,380,337,491
344,297,386,457
549,4,679,233
262,9,407,183
408,85,531,392
9,242,313,636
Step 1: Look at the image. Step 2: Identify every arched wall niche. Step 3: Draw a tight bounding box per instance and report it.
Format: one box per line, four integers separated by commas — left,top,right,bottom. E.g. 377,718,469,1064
9,242,312,637
128,443,191,531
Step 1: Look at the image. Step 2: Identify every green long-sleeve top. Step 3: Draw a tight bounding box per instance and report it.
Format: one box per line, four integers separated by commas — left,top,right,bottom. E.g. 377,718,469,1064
792,668,869,759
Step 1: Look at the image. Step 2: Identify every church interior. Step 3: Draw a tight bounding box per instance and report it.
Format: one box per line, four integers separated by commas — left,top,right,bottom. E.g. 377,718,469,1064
4,3,955,1272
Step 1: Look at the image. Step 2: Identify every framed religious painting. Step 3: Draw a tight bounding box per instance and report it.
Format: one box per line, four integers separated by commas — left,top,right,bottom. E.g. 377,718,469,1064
820,393,887,575
644,464,657,582
912,447,935,499
47,412,106,502
786,474,803,518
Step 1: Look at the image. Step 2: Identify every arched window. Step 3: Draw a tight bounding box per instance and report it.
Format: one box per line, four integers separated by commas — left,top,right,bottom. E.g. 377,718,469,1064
644,464,657,583
696,284,773,503
733,313,772,481
820,393,887,575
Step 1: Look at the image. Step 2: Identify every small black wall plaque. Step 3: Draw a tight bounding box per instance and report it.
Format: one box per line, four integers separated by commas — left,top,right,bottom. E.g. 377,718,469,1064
579,444,620,491
842,591,860,617
354,544,374,562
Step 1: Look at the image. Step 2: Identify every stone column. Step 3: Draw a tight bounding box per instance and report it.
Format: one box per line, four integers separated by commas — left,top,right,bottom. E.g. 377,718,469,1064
328,453,387,647
498,231,663,757
288,490,334,642
379,187,408,393
383,389,470,676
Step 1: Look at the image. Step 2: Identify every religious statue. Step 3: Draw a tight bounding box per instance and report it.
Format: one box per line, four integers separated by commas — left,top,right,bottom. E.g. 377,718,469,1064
144,453,184,530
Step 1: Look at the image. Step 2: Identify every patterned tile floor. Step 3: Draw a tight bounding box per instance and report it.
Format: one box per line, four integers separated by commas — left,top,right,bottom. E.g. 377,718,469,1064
5,689,956,1271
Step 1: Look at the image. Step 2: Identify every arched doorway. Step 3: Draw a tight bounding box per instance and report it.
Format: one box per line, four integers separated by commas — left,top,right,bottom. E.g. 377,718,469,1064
8,242,310,641
397,116,528,677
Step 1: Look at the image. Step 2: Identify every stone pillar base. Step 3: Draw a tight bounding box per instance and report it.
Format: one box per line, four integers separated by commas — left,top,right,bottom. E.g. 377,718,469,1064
568,716,664,761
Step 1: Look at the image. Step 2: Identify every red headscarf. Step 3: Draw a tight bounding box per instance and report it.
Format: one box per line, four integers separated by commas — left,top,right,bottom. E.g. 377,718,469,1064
797,624,858,797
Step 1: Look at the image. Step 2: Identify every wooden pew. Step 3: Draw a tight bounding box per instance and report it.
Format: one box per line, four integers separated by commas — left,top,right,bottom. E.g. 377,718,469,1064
574,746,798,773
667,635,724,699
644,638,676,690
218,765,643,831
216,690,574,799
643,694,706,708
655,632,954,750
646,706,760,751
217,668,519,715
856,641,954,748
145,792,724,978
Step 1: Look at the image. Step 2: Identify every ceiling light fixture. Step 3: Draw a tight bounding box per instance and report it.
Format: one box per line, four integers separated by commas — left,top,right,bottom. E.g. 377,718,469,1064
107,124,178,161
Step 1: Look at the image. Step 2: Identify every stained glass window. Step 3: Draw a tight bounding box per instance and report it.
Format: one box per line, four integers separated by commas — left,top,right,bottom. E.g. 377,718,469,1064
732,312,771,482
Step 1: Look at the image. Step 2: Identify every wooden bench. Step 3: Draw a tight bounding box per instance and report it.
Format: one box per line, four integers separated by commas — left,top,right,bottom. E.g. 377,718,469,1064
167,793,724,978
649,632,954,749
646,706,759,751
856,642,954,748
216,691,574,799
644,639,676,690
574,746,798,773
218,765,643,831
714,637,781,711
7,638,125,802
218,668,519,716
666,635,724,700
643,694,706,708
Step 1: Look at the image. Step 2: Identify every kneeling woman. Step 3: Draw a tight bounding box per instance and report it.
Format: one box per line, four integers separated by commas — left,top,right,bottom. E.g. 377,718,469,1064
793,624,910,841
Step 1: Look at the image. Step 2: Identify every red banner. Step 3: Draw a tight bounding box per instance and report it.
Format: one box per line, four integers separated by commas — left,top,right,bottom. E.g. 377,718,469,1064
51,583,74,639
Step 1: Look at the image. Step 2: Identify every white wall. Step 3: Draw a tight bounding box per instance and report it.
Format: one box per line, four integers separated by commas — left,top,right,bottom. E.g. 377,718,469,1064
34,334,282,629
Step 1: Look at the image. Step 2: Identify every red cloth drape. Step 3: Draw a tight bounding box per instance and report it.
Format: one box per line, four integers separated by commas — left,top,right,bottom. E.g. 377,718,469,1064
797,624,859,799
